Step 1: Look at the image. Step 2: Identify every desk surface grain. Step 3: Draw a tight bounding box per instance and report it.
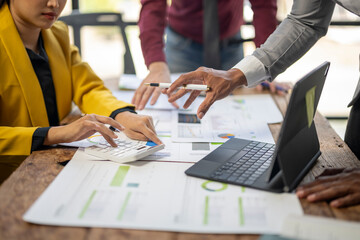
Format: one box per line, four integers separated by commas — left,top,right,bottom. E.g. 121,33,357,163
1,89,360,240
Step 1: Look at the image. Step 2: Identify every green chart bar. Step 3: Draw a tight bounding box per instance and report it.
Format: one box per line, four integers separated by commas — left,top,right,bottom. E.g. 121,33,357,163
117,192,132,221
111,166,130,187
203,196,209,225
79,190,97,219
158,134,171,138
238,197,245,226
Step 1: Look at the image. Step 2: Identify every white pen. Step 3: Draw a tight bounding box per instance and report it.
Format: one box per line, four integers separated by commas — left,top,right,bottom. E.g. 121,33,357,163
145,83,210,91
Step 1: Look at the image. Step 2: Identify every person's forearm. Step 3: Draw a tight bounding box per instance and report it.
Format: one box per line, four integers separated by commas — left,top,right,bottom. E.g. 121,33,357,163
250,0,277,47
43,126,61,145
139,0,167,68
252,0,335,80
149,61,169,73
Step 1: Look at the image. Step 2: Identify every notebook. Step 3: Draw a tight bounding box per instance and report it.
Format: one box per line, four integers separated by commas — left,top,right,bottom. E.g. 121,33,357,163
185,62,330,192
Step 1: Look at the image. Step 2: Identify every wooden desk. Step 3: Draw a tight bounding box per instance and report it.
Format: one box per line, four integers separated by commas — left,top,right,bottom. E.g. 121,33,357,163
1,88,360,240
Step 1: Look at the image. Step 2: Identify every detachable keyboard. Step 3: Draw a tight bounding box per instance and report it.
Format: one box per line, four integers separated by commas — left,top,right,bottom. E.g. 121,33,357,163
85,132,164,164
210,141,275,185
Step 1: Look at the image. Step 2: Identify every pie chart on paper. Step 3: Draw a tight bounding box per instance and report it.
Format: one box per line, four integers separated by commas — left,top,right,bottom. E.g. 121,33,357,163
218,133,235,139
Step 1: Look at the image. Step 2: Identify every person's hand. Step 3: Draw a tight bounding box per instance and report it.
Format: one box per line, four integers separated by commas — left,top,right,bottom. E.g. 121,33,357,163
296,168,360,208
115,111,162,145
45,114,124,147
166,67,247,119
255,81,291,95
131,62,179,110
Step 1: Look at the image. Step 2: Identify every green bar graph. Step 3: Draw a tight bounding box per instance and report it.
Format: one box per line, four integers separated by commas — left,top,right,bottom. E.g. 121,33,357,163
158,134,171,138
203,196,209,225
79,190,97,219
238,197,245,226
111,166,130,187
117,192,132,221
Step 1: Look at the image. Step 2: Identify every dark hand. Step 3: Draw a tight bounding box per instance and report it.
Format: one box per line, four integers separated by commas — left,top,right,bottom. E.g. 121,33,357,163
166,67,247,119
296,168,360,208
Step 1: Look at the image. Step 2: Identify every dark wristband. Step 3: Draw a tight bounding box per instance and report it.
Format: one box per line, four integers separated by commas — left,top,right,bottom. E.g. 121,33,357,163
110,107,137,119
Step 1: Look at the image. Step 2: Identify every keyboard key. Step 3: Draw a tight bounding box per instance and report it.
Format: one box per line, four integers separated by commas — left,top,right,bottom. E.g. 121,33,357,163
209,140,275,186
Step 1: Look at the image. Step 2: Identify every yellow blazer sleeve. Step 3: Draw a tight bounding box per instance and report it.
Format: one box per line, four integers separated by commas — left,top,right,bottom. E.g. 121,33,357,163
0,127,37,156
71,47,134,116
55,22,135,116
0,4,44,158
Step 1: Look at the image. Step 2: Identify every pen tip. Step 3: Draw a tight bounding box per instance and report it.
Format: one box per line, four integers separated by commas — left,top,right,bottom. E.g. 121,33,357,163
144,83,150,85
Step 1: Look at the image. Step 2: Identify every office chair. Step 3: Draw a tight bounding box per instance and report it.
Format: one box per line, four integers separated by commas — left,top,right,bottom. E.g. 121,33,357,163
59,11,136,74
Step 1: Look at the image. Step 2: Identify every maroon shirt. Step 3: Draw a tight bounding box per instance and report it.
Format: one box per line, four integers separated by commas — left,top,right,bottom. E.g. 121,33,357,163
139,0,277,68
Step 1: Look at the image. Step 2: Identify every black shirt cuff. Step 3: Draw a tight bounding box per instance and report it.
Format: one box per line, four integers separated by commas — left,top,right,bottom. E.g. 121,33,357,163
110,107,137,119
31,127,51,152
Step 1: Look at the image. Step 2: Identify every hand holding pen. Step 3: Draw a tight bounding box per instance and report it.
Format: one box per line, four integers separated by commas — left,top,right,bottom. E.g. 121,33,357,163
145,82,210,91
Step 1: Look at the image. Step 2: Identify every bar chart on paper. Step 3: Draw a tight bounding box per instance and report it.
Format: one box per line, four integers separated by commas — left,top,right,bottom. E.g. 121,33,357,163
171,95,282,143
24,150,303,233
134,109,222,163
173,111,275,143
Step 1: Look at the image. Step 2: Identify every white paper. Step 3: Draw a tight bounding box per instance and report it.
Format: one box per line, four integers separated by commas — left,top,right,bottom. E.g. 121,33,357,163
281,215,360,240
171,95,280,143
112,90,175,110
229,95,283,124
138,109,221,162
118,74,142,90
24,150,303,233
58,140,94,148
143,135,223,163
172,110,274,143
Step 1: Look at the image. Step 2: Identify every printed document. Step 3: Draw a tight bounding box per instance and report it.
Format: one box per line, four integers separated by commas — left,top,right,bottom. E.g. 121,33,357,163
24,150,303,234
137,109,274,162
172,95,282,143
281,215,360,240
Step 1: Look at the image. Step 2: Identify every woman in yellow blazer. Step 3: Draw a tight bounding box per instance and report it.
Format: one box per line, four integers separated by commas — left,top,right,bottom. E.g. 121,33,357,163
0,0,161,183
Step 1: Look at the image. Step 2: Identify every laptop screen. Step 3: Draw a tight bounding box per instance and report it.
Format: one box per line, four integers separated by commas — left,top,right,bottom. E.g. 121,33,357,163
268,62,330,191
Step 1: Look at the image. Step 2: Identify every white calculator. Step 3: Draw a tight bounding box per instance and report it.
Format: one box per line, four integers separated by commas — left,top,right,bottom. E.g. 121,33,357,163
84,131,164,164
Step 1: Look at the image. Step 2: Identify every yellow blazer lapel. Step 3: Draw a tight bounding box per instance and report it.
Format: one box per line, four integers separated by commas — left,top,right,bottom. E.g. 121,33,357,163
0,5,49,126
42,27,72,121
